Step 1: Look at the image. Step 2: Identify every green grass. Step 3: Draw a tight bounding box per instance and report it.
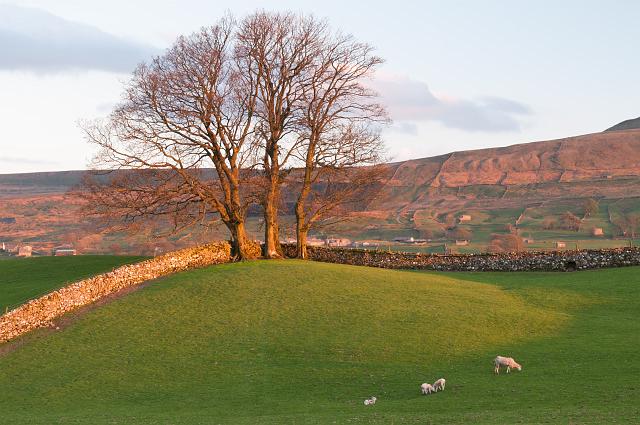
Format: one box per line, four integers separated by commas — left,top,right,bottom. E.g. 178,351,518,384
0,260,639,423
0,255,147,311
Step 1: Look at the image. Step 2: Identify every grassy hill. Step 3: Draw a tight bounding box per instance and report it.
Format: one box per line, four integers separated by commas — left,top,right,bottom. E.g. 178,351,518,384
0,255,146,312
0,260,638,423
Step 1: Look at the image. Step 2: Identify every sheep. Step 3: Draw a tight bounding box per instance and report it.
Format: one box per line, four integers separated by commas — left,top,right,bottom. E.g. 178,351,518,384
364,396,377,405
420,383,434,395
432,378,446,392
494,355,522,374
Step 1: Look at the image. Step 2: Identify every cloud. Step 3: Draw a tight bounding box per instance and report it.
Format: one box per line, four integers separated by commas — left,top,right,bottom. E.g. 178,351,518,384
0,4,159,73
372,75,532,132
385,122,419,135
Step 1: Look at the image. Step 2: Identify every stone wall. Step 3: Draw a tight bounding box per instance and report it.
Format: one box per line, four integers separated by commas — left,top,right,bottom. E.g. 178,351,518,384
282,244,640,272
0,242,231,344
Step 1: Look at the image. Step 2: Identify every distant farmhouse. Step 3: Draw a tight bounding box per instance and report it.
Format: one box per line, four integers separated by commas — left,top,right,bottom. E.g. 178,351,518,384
393,236,427,244
53,244,77,256
18,245,33,257
458,214,472,223
307,237,326,247
326,238,351,247
555,241,566,249
455,240,469,246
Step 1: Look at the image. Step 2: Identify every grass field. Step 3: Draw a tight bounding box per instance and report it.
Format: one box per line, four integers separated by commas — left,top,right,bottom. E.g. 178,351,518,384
0,260,638,423
0,255,147,312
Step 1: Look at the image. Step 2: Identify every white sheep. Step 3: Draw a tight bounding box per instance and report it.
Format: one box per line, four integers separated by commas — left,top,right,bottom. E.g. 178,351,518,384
420,383,434,395
494,356,522,374
432,378,446,392
364,396,377,405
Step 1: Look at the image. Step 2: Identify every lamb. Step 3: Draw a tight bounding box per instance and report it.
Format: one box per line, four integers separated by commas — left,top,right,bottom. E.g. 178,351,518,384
494,356,522,374
364,396,377,406
420,383,434,395
432,378,446,392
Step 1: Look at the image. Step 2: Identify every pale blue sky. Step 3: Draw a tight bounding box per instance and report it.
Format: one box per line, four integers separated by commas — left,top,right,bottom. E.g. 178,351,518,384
1,0,638,172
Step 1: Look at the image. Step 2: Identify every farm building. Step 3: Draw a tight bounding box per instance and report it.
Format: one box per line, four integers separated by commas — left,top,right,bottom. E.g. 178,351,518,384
53,245,76,256
555,241,566,249
18,245,32,257
326,238,351,247
523,238,535,244
307,238,326,247
455,240,469,246
393,236,427,244
458,214,472,223
592,227,604,236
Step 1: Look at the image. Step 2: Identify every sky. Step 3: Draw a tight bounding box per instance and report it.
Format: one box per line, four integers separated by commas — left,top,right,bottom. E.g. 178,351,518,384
0,0,638,173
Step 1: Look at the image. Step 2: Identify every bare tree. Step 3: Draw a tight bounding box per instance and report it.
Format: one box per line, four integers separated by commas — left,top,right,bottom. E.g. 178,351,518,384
83,11,389,260
488,232,524,253
561,211,582,232
584,198,599,217
290,32,388,258
448,226,472,242
83,18,262,259
617,213,640,239
236,12,331,258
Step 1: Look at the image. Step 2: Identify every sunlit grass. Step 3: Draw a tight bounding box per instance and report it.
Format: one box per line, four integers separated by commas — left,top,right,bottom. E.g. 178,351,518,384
0,260,638,423
0,255,146,311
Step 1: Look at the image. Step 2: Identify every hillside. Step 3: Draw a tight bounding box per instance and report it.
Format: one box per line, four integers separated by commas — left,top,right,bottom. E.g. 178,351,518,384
1,129,640,252
0,260,638,423
606,117,640,132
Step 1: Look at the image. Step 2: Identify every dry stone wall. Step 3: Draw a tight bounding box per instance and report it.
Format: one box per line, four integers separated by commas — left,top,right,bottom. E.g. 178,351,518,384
0,242,230,344
282,244,640,272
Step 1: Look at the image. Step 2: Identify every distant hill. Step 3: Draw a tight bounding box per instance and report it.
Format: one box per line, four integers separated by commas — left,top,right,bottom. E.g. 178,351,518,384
606,117,640,132
1,128,640,252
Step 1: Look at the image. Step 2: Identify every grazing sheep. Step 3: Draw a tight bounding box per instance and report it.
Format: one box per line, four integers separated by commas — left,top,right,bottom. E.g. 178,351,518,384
420,383,434,395
433,378,446,392
364,396,377,405
494,356,522,374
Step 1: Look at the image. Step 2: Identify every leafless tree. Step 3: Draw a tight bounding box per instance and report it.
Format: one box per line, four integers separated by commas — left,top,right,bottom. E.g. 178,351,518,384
238,14,389,259
234,12,330,258
290,32,388,258
447,226,472,242
83,11,389,260
561,211,582,232
617,213,639,239
488,232,524,253
83,18,262,259
584,198,599,217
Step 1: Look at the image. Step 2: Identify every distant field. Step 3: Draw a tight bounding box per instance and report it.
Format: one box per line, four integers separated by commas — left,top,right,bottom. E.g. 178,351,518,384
0,255,146,312
0,260,638,423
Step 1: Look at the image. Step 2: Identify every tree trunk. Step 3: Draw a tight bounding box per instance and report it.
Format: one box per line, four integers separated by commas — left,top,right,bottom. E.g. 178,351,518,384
296,225,308,259
295,196,309,259
228,220,255,260
262,157,282,258
263,198,281,258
